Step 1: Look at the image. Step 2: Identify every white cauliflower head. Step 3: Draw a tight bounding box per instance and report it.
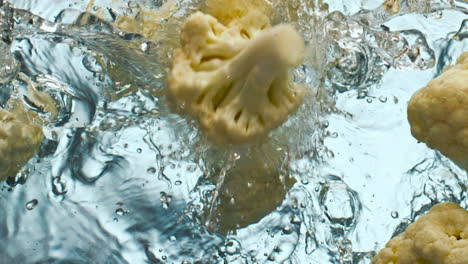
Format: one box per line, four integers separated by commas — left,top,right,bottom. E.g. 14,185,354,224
407,52,468,170
373,202,468,264
168,11,305,144
0,100,44,181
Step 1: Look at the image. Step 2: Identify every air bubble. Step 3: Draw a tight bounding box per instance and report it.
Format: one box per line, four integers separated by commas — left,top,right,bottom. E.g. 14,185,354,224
52,177,67,195
25,199,38,210
282,226,293,235
115,208,126,216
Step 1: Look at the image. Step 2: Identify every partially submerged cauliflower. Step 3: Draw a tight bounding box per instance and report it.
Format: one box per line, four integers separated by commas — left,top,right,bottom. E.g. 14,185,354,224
407,52,468,170
0,100,43,181
168,10,305,144
0,74,56,181
373,202,468,264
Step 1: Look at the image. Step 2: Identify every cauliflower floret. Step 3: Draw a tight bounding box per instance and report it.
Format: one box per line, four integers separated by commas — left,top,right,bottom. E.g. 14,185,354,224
0,101,43,181
168,11,305,144
373,202,468,264
204,0,273,24
407,52,468,170
0,74,56,181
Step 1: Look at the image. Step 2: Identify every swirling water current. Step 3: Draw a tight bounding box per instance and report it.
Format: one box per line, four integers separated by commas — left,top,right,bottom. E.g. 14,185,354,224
0,0,467,263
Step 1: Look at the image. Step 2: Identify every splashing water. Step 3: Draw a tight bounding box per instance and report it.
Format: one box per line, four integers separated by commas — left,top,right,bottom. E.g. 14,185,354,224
0,0,467,263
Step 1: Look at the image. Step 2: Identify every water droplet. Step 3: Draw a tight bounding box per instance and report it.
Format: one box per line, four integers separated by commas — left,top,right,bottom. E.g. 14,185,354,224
115,208,126,216
290,214,301,225
82,55,102,73
52,177,67,195
25,199,38,210
147,167,156,174
379,96,387,103
305,232,318,254
391,211,399,218
132,106,145,114
175,180,182,185
113,218,118,222
137,148,142,153
160,192,172,209
282,226,293,235
225,239,241,255
366,98,373,103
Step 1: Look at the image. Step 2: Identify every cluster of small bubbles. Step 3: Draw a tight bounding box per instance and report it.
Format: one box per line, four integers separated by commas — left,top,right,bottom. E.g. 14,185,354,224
0,40,19,84
25,199,39,210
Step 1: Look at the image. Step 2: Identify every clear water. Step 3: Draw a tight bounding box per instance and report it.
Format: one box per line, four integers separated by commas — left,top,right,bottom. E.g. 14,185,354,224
0,0,467,263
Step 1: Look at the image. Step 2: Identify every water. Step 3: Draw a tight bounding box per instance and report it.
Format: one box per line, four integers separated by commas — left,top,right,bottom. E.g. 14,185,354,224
0,0,467,263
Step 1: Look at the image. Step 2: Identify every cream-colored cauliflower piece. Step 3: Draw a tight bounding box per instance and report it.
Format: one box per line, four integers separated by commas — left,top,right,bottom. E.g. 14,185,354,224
373,202,468,264
0,74,56,181
168,11,305,144
0,101,44,181
407,52,468,170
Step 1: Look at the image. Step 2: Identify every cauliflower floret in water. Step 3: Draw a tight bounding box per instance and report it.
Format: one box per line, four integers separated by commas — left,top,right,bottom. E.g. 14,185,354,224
0,74,56,181
407,52,468,170
168,10,305,144
0,101,43,181
373,202,468,264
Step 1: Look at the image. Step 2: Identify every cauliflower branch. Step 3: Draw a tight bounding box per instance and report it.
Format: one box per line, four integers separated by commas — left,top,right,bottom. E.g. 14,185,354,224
168,11,305,144
407,52,468,170
373,202,468,264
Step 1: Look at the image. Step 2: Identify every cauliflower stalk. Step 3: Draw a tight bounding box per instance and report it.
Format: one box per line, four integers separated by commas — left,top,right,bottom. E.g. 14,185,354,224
373,202,468,264
407,52,468,170
168,9,305,144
